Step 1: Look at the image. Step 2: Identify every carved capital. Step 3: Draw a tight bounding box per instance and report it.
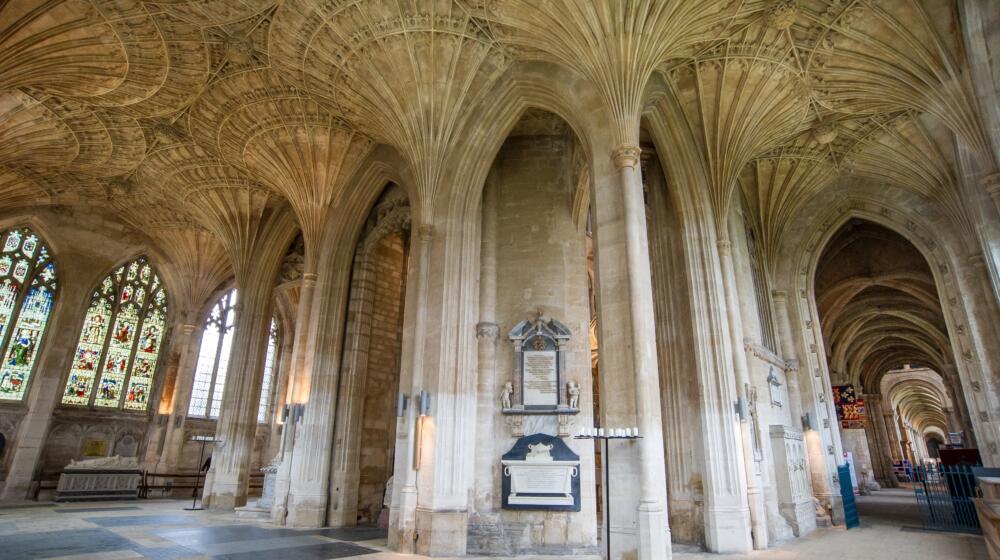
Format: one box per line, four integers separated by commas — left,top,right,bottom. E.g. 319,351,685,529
981,172,1000,195
771,289,788,302
716,238,732,255
476,322,500,340
180,323,198,336
611,144,641,169
301,271,318,287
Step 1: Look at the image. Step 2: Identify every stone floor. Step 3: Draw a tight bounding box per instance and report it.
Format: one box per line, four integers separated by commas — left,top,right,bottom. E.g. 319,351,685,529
674,487,988,560
0,488,988,559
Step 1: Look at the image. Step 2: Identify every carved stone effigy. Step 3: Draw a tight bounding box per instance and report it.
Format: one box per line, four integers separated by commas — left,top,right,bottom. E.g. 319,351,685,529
56,455,141,502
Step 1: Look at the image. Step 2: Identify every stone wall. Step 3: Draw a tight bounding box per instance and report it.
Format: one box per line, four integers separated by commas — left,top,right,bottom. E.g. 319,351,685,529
356,234,406,524
470,129,598,555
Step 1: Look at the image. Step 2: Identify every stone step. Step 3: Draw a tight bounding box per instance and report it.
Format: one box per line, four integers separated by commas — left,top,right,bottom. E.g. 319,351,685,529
234,505,270,520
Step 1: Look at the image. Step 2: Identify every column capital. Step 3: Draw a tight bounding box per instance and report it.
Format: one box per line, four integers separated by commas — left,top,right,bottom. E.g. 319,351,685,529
301,271,318,287
716,238,732,255
475,322,500,340
611,144,642,169
981,171,1000,195
771,289,788,302
180,323,198,336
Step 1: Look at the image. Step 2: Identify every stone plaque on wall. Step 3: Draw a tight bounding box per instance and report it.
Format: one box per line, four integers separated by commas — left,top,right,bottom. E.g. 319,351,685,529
501,433,580,511
506,316,571,411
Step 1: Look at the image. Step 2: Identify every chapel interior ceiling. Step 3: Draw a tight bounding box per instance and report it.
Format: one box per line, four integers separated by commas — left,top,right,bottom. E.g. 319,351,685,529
0,0,992,286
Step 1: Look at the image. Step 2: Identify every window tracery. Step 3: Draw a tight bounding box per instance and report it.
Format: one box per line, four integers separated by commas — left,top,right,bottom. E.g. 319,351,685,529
257,318,279,424
0,227,57,402
62,256,167,411
188,288,237,419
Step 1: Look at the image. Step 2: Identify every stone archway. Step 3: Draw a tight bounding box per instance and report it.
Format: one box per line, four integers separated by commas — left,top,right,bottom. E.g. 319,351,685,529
789,196,1000,469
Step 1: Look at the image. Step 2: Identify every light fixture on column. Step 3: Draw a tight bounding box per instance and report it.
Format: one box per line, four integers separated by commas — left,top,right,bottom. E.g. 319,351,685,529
735,396,748,421
802,412,812,431
396,391,409,417
419,390,431,416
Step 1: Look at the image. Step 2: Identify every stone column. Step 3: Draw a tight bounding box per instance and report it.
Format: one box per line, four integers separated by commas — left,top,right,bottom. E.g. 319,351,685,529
716,235,767,550
771,292,803,424
389,225,433,553
867,395,898,488
283,252,359,526
266,328,295,462
473,176,498,514
862,394,894,488
156,323,203,471
327,250,376,526
942,364,977,448
611,145,671,560
883,412,903,463
203,277,278,509
1,276,89,501
272,273,317,523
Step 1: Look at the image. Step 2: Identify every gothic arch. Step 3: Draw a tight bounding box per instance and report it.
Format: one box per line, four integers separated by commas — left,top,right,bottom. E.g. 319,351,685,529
781,186,1000,464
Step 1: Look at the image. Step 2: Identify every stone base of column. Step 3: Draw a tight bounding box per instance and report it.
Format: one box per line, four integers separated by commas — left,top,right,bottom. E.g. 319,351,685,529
205,490,245,510
285,493,326,527
389,486,418,552
704,505,752,553
415,508,468,557
637,502,671,560
828,494,846,526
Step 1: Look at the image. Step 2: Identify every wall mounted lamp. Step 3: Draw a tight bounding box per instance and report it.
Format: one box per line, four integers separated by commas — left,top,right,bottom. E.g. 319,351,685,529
397,392,409,417
419,390,432,416
802,412,812,431
735,396,748,422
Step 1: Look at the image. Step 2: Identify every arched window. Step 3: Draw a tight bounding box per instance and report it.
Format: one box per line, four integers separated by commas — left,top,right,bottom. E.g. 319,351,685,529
62,256,168,411
257,318,279,424
0,227,57,401
188,289,237,419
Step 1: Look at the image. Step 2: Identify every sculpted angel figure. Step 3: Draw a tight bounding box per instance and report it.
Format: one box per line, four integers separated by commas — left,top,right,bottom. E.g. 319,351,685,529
567,380,580,409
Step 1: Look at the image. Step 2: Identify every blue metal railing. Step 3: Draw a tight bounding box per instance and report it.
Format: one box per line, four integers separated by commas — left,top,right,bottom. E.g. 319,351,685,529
913,464,981,534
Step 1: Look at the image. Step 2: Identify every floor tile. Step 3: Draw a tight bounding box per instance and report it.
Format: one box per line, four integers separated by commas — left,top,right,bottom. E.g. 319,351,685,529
211,541,376,560
156,525,301,546
56,507,142,514
0,528,134,560
87,514,196,527
306,527,388,542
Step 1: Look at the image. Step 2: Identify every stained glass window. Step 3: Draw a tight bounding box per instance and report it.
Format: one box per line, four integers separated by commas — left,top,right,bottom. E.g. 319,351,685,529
257,319,279,424
62,256,168,411
188,289,237,419
0,227,57,401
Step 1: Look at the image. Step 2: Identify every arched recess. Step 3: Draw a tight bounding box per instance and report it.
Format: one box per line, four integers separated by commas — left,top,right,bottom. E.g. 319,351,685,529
779,187,1000,469
327,183,411,527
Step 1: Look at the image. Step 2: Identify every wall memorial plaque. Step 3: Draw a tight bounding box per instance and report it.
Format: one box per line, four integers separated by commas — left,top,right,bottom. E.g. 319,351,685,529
501,433,581,511
506,315,572,411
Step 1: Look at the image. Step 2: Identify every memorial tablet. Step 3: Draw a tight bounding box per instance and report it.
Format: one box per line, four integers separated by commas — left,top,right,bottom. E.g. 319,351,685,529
501,433,581,511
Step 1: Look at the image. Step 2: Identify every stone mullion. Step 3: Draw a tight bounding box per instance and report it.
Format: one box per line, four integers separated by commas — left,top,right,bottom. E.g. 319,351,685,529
265,323,295,462
327,248,377,526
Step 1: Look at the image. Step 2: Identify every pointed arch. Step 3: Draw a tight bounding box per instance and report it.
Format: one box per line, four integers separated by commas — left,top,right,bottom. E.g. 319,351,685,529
0,226,57,401
62,255,168,411
188,288,237,419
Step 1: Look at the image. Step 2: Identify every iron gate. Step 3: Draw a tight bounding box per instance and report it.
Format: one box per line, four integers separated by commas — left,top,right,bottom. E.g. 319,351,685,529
913,464,981,534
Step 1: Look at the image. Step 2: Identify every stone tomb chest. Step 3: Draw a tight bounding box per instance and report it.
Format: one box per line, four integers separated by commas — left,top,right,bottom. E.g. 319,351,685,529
56,455,142,502
501,434,581,511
